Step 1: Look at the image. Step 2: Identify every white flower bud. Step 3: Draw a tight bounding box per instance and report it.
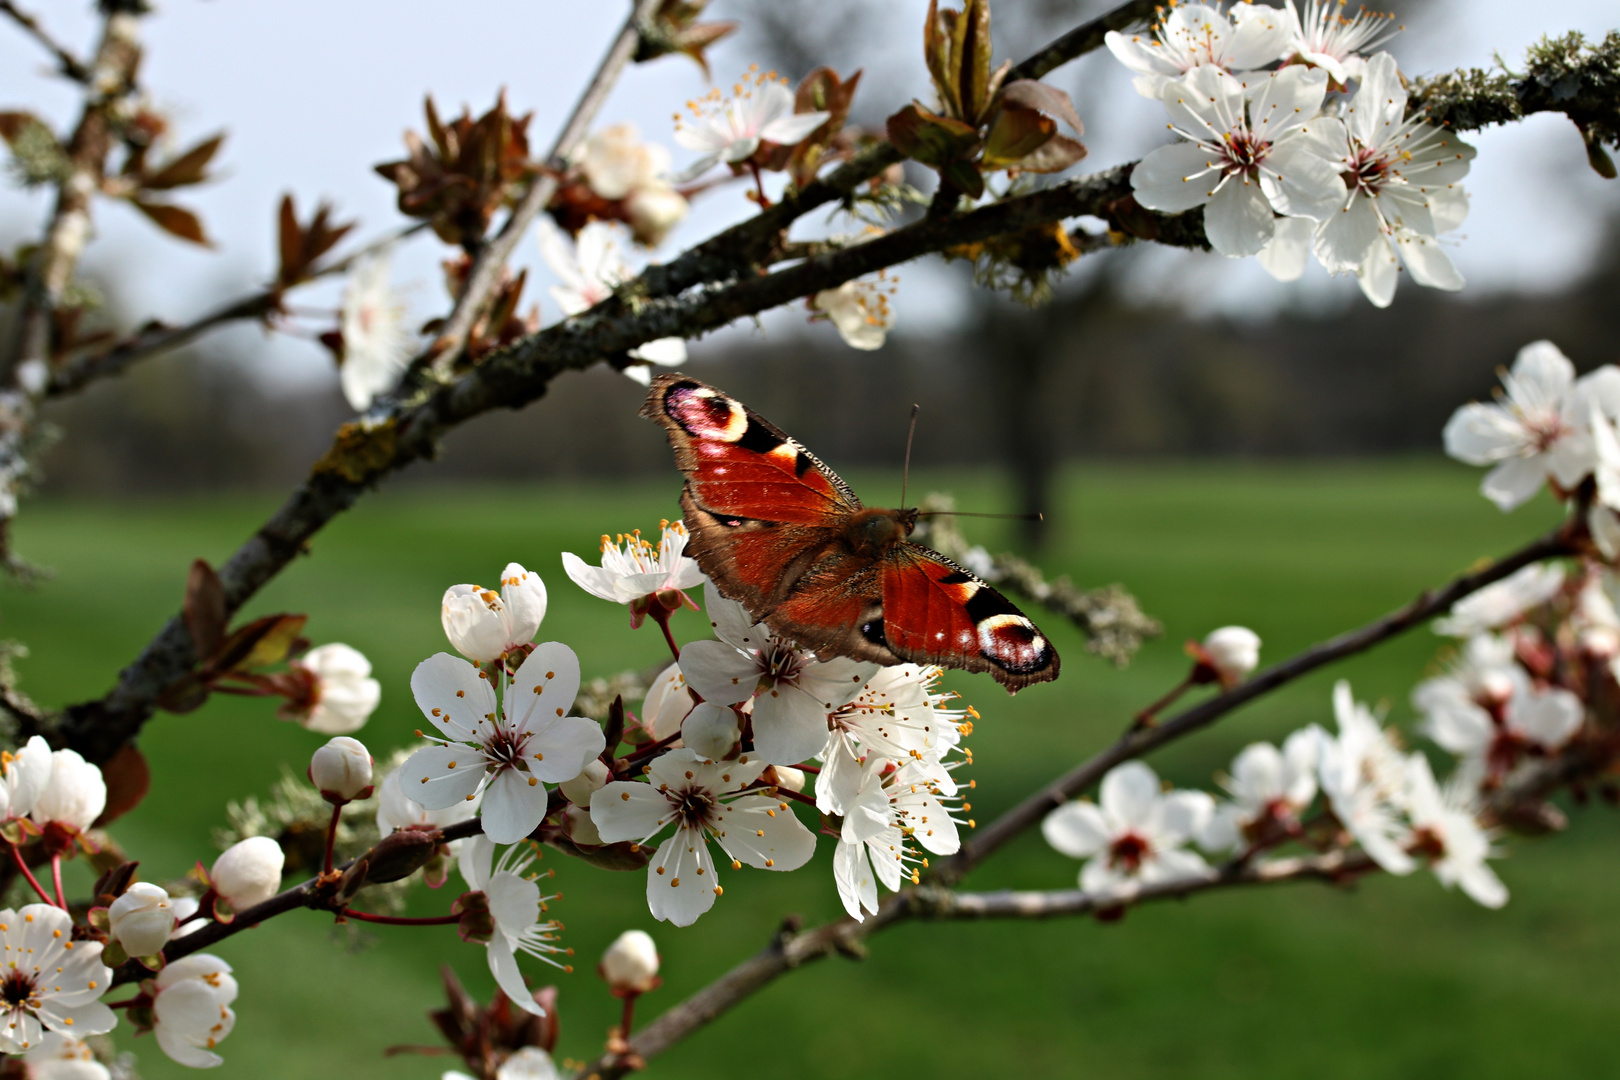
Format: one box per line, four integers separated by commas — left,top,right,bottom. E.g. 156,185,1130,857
770,766,807,793
559,759,609,807
626,183,689,246
681,702,739,761
30,749,106,832
154,954,238,1069
292,643,381,734
599,929,660,993
108,882,174,958
309,736,373,801
1202,626,1261,683
211,837,284,911
0,735,54,821
563,803,602,846
441,563,547,662
23,1033,109,1080
641,662,695,740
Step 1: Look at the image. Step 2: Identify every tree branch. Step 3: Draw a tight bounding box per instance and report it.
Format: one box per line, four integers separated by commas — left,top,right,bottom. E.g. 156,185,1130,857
424,0,664,381
572,850,1376,1079
45,223,428,398
0,0,91,83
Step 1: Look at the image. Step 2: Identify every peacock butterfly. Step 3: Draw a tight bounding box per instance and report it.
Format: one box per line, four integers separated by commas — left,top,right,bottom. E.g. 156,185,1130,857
641,374,1059,693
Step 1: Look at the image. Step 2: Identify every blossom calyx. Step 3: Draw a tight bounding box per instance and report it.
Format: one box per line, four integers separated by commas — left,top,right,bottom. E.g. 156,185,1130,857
109,881,175,959
451,889,496,944
599,929,661,995
309,736,375,803
210,836,285,913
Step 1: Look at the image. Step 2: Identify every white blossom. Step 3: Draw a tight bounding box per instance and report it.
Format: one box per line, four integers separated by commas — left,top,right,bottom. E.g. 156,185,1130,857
1133,65,1345,258
576,124,689,247
536,219,686,382
0,737,53,821
441,563,548,664
811,275,896,351
376,765,482,839
0,904,116,1054
832,755,965,921
23,1032,110,1080
151,954,237,1068
1432,563,1566,638
445,1047,559,1080
1317,681,1413,874
405,642,606,845
29,751,105,834
309,736,373,802
458,836,568,1016
210,837,284,912
1041,761,1215,896
590,749,815,926
1282,0,1400,85
1201,728,1322,852
1442,342,1620,512
817,663,965,820
561,521,706,620
282,643,381,735
338,247,412,412
1105,2,1290,99
599,929,660,993
108,882,174,959
639,661,697,740
672,69,829,180
1311,53,1475,305
1418,676,1582,783
679,584,876,766
1403,753,1507,908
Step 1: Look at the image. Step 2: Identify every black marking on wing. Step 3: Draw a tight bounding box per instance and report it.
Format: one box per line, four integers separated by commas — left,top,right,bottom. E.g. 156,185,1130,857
794,449,815,477
936,570,974,585
963,585,1023,623
736,416,786,455
860,617,887,647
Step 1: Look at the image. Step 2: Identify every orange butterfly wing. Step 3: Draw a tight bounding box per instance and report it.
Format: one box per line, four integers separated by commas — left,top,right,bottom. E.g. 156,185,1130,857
643,374,1059,692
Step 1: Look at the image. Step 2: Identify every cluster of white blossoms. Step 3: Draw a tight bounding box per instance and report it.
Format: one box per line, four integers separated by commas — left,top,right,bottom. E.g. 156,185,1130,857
1114,2,1474,306
561,526,973,926
574,123,690,247
1045,677,1510,909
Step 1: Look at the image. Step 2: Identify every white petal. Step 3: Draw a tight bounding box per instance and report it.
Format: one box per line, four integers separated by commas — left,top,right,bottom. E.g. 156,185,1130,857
759,110,832,147
412,652,498,742
1262,138,1347,221
480,769,550,844
715,792,816,871
402,743,486,810
488,938,544,1016
1509,687,1583,748
750,683,835,766
1099,761,1161,828
524,716,607,784
1205,178,1276,257
1357,235,1399,306
510,642,581,736
1041,800,1111,858
1314,196,1380,273
678,640,759,705
1131,142,1222,213
1480,456,1550,511
591,782,672,843
681,702,741,760
630,337,688,366
833,840,879,921
561,552,626,603
1257,214,1314,281
499,564,548,644
646,828,719,926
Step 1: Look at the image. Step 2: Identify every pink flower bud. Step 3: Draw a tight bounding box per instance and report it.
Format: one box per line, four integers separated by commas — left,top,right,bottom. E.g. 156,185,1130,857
109,881,174,958
309,736,374,802
600,929,660,993
211,837,284,911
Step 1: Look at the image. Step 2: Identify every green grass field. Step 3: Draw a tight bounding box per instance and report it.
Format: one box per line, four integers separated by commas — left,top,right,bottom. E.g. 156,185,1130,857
5,460,1614,1080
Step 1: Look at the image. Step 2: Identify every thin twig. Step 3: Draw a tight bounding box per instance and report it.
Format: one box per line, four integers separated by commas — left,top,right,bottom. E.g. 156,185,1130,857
46,223,427,398
0,0,91,82
425,0,663,381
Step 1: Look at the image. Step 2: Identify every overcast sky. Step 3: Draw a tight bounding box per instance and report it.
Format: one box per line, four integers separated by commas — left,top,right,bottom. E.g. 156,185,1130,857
2,0,1616,393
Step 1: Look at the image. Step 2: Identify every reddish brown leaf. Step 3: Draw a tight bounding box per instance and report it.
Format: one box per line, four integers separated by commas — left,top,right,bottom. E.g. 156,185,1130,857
1012,131,1087,174
982,104,1058,169
129,199,211,247
886,103,979,168
183,558,227,659
141,132,226,191
214,613,308,673
277,194,301,285
1000,79,1083,134
92,744,151,828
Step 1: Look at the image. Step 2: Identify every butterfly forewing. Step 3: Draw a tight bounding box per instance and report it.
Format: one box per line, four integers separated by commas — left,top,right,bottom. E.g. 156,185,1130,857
643,373,1060,693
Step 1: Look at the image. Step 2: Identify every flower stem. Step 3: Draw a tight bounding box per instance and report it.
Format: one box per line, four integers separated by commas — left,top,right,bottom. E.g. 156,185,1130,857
1131,675,1193,731
9,845,56,908
620,991,640,1036
648,604,682,662
50,853,65,908
339,908,462,926
322,803,342,875
622,730,682,766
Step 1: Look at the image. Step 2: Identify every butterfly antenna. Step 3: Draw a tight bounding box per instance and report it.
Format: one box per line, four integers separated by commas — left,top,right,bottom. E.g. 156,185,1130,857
916,510,1045,521
901,404,920,509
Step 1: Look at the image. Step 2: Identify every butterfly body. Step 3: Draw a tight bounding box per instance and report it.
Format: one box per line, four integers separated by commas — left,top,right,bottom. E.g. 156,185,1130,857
643,374,1059,692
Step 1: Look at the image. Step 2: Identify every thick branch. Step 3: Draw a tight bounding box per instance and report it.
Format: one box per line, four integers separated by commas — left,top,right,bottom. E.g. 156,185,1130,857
46,223,427,398
425,0,663,380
